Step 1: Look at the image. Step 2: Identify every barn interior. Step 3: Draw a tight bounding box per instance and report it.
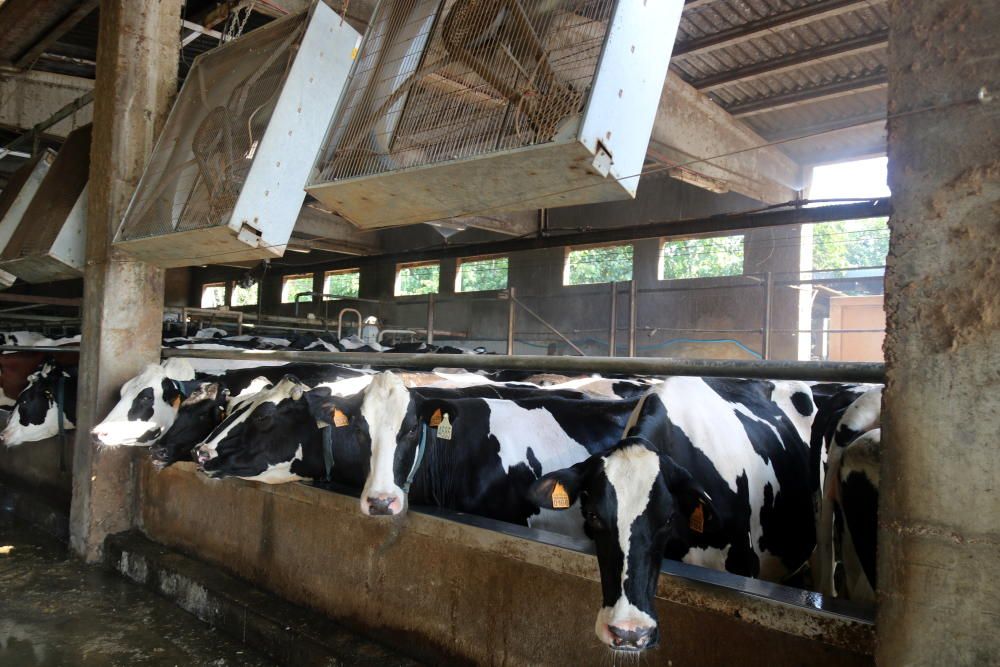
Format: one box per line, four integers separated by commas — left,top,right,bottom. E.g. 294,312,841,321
0,0,996,665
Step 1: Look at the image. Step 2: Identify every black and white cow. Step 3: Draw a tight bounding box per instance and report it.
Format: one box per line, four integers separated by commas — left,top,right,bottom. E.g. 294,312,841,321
307,371,637,534
0,331,47,347
148,363,367,467
528,376,816,652
0,361,78,446
836,428,879,603
814,385,882,601
194,375,375,484
91,358,200,446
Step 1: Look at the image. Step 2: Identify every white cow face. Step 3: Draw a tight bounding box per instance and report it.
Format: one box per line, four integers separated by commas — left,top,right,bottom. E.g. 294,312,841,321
530,444,718,653
91,358,195,447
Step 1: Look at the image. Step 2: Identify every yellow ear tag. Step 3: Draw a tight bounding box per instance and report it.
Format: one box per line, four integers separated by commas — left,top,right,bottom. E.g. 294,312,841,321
689,502,705,534
171,395,182,409
551,482,570,509
436,413,453,440
429,409,443,427
333,409,349,428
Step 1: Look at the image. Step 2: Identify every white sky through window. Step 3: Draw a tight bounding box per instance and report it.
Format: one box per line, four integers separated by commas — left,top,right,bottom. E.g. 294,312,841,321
809,157,890,199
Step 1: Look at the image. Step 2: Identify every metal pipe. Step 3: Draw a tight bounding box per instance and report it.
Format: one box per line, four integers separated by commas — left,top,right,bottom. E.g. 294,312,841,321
311,201,893,273
426,293,435,346
608,282,617,358
159,348,885,383
337,308,362,339
506,288,515,355
762,271,773,360
628,279,637,358
509,292,586,356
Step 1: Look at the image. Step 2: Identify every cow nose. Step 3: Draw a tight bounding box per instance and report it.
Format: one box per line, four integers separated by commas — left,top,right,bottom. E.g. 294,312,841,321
193,447,211,465
366,495,400,516
607,624,655,650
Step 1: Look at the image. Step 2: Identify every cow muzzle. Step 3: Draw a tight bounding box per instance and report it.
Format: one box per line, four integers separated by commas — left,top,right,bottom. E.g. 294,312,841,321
606,624,655,651
193,445,214,465
363,494,402,516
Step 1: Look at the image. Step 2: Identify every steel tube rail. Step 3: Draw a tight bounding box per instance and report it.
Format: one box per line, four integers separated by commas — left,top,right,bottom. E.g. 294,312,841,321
628,280,637,358
506,288,515,355
608,282,617,357
159,348,885,383
762,271,774,360
2,346,884,381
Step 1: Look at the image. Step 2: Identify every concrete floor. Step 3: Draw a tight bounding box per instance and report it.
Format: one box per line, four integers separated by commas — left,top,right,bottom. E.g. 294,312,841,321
0,520,276,666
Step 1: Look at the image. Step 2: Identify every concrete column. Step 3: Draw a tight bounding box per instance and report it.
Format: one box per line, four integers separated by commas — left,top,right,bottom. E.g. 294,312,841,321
879,1,1000,664
70,0,182,562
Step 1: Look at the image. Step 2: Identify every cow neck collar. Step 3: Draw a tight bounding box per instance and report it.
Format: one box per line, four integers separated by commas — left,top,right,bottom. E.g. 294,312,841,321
321,425,335,481
619,433,658,453
403,423,428,494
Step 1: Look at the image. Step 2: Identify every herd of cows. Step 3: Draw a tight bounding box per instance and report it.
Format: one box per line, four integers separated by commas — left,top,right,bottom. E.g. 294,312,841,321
0,330,882,653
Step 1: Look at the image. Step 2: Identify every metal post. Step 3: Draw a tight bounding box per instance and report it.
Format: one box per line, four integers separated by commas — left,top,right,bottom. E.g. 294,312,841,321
608,281,617,357
426,293,435,345
628,279,637,358
506,287,516,355
762,271,774,360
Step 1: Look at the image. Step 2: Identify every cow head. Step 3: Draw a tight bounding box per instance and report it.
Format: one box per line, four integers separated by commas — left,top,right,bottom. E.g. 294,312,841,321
1,362,76,446
194,376,321,483
307,371,423,517
149,381,229,467
529,442,719,652
91,358,197,447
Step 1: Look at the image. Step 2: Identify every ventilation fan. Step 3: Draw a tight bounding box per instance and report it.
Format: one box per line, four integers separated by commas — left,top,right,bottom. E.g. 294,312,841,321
0,124,90,283
113,1,360,268
0,148,57,287
307,0,683,229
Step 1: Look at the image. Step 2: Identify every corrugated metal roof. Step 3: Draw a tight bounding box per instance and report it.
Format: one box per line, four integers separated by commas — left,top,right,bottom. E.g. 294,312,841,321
670,0,889,162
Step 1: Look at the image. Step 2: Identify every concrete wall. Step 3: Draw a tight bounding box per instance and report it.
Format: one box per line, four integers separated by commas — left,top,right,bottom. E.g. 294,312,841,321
878,0,1000,664
141,463,873,667
0,436,73,508
189,176,806,359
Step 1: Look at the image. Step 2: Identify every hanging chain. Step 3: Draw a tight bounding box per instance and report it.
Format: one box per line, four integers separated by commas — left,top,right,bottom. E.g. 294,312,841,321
224,0,257,43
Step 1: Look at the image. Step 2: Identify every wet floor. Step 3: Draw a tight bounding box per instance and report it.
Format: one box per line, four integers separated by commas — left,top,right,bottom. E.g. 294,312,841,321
0,520,277,667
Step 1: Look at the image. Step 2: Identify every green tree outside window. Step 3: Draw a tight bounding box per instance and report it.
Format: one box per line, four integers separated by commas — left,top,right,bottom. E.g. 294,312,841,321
564,245,633,285
457,257,508,292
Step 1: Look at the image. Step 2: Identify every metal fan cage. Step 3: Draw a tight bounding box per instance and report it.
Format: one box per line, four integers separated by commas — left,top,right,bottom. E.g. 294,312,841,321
116,13,307,243
315,0,616,182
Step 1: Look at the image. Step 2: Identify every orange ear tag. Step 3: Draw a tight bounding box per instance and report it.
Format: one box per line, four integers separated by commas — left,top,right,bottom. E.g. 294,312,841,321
333,409,349,428
689,502,705,534
551,482,570,509
429,409,443,427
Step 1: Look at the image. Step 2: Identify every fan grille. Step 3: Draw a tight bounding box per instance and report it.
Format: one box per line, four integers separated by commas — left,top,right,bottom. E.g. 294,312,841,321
117,14,307,242
316,0,615,182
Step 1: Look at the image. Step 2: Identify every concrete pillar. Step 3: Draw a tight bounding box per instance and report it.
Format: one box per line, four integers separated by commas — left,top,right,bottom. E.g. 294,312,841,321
879,1,1000,664
69,0,182,562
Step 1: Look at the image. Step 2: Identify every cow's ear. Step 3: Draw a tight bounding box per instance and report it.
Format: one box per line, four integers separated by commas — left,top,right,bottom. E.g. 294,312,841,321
528,457,595,511
306,388,364,426
661,455,721,535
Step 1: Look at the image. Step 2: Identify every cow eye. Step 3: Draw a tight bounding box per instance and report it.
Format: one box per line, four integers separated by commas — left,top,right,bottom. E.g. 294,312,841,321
584,510,604,530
